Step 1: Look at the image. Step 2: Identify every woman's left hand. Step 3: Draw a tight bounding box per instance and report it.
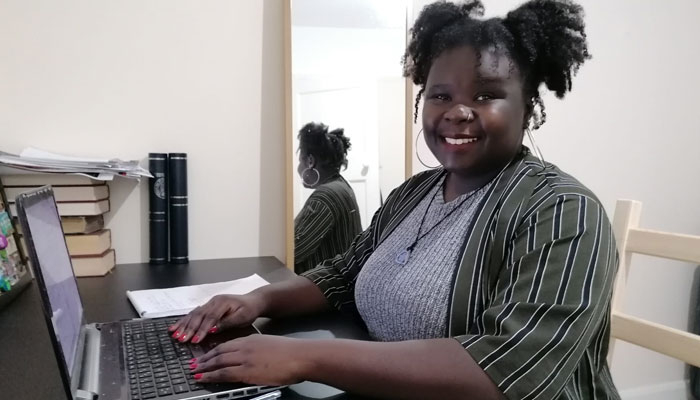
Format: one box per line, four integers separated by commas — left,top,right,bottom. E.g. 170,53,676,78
190,334,310,386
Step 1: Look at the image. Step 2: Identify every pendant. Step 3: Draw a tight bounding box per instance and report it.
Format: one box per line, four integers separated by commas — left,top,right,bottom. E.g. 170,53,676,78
395,249,411,265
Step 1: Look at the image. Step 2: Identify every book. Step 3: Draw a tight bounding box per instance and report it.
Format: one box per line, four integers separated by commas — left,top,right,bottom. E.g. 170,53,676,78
148,153,168,264
71,249,115,277
18,233,112,266
168,153,188,264
65,229,111,256
5,185,109,202
1,173,99,186
9,198,110,217
14,215,105,235
126,274,269,318
61,215,104,234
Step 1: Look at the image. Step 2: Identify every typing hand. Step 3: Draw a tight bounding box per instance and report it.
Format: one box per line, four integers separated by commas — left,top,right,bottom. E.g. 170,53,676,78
190,334,307,386
168,293,264,343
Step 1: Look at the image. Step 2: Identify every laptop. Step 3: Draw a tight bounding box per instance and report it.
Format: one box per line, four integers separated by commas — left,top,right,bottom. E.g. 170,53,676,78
15,186,282,400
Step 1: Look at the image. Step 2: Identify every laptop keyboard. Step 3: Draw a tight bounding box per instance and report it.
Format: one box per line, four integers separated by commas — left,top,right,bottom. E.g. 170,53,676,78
124,317,203,399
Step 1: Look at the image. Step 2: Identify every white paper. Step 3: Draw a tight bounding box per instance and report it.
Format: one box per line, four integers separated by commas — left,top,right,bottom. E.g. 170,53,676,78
126,274,270,318
0,147,152,180
20,147,110,163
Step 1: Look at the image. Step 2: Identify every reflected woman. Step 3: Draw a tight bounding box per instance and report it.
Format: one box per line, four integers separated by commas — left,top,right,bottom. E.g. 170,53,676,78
294,122,362,274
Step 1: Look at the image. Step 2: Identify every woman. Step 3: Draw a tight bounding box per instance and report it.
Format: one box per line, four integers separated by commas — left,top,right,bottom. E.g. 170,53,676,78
170,1,619,398
294,122,362,274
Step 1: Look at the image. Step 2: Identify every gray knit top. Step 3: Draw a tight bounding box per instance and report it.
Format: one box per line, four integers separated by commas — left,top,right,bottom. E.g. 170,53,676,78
354,176,492,341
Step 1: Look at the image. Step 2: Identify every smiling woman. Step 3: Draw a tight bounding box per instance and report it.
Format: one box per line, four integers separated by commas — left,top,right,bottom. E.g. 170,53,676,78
171,1,620,399
421,48,527,201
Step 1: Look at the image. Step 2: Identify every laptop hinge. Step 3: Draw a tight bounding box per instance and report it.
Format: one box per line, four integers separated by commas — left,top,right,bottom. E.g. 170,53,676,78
76,324,101,399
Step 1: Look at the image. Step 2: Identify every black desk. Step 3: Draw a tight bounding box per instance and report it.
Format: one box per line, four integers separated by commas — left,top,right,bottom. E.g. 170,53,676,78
0,257,369,400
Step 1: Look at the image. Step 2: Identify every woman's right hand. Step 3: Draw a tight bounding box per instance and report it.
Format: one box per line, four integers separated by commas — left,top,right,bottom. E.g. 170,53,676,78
167,293,266,344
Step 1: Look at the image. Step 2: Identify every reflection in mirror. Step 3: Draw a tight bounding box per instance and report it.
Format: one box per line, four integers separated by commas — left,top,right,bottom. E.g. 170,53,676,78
291,0,408,271
293,122,363,273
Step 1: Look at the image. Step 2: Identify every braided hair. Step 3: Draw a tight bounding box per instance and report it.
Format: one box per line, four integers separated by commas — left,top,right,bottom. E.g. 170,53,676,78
298,122,352,171
402,0,590,129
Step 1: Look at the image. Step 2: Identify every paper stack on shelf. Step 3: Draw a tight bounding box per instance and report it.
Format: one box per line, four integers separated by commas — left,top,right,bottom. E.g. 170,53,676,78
0,147,152,181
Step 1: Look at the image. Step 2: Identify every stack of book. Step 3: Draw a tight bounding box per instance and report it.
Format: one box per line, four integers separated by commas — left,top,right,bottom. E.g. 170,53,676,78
4,174,116,277
0,180,31,310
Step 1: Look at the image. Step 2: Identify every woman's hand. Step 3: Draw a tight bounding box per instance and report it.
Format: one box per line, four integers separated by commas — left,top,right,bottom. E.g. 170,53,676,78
168,293,266,343
190,334,310,387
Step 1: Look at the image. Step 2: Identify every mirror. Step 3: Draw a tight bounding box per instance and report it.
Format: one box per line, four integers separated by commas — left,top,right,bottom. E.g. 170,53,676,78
285,0,411,269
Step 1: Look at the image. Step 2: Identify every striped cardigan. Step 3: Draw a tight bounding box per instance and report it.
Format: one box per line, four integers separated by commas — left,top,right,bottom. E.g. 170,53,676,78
302,148,620,399
294,176,363,274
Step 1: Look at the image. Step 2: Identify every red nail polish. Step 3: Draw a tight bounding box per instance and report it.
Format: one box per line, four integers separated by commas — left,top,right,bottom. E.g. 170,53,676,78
190,363,198,370
172,332,180,339
209,326,218,334
194,373,203,380
192,335,200,343
190,358,197,364
179,335,187,342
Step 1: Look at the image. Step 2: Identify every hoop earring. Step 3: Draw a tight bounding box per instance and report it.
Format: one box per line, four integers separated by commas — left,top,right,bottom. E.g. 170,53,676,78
416,129,440,169
525,128,547,169
302,167,320,187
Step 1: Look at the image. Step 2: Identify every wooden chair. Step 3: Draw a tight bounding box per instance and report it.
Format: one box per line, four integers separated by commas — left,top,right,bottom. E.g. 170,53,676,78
610,199,700,366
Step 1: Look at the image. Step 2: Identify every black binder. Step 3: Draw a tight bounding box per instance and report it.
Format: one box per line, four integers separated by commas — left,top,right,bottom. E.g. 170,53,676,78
168,153,188,264
148,153,168,264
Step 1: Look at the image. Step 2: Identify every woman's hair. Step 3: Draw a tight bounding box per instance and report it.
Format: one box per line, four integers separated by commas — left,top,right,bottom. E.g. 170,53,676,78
298,122,352,171
402,0,590,129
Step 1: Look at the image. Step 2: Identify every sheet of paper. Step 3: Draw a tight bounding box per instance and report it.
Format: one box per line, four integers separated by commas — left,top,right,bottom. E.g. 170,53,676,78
0,148,152,180
126,274,270,318
20,147,110,163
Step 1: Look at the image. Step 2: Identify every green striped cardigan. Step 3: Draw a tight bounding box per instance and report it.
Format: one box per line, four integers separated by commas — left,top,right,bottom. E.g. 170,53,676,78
302,148,620,399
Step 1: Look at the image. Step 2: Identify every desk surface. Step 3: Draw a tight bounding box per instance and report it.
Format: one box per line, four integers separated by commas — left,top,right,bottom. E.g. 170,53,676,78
0,257,368,400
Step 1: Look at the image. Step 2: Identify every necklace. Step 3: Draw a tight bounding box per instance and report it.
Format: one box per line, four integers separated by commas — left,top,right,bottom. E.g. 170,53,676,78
395,180,485,266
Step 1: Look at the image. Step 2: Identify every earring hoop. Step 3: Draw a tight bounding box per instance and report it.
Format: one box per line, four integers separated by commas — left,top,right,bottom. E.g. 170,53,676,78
416,129,440,169
525,128,547,169
302,167,320,187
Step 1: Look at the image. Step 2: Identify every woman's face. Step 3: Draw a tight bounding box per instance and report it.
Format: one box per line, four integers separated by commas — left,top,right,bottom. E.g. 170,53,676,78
422,45,527,178
297,152,314,188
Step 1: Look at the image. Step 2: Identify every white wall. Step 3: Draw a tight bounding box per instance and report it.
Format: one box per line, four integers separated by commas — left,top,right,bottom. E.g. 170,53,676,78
0,0,286,264
377,77,406,200
292,27,405,78
412,0,700,397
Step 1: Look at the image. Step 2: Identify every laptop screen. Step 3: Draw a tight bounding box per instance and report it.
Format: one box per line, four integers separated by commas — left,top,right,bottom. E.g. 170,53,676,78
22,190,84,374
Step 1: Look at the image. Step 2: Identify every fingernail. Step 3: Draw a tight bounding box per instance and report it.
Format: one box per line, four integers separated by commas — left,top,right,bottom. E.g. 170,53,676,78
194,373,203,380
189,358,197,364
172,331,180,339
190,363,198,370
179,335,187,342
192,335,200,343
209,326,218,334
